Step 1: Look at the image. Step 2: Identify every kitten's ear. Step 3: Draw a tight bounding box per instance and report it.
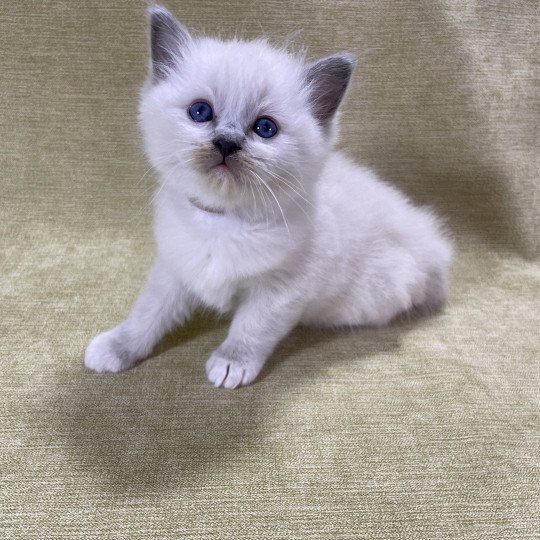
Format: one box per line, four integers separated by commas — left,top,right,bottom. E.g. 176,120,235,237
304,53,357,126
149,5,192,82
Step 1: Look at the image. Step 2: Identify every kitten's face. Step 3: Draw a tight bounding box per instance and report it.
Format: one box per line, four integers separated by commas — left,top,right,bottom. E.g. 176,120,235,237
139,7,355,214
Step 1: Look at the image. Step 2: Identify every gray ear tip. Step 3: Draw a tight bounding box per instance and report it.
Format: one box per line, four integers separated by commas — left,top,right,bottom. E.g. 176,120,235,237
148,5,176,28
336,52,358,71
148,5,170,18
148,5,188,38
308,53,357,77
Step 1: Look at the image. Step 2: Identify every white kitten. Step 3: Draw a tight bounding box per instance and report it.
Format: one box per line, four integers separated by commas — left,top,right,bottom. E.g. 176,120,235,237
85,6,453,388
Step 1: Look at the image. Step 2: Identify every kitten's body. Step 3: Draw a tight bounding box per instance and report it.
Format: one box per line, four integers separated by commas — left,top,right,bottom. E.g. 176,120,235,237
155,152,449,325
85,6,452,388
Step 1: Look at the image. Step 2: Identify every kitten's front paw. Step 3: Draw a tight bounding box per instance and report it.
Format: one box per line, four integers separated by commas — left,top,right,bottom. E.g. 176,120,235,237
84,328,136,373
205,350,262,389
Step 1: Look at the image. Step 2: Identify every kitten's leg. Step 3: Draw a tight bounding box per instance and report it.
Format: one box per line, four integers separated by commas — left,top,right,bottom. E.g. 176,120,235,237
206,287,304,389
85,263,193,373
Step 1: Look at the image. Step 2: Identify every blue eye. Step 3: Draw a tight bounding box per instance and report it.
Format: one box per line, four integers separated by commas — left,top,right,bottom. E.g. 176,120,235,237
253,117,278,138
189,101,213,122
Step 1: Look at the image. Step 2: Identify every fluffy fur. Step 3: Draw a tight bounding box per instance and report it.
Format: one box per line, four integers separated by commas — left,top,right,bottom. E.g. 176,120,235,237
85,6,453,388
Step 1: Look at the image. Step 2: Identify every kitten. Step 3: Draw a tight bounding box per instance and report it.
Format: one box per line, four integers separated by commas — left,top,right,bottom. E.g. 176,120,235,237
85,5,453,388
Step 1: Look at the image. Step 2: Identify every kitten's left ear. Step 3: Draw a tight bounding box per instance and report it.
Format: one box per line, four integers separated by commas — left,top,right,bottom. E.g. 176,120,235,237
149,5,193,82
304,53,357,127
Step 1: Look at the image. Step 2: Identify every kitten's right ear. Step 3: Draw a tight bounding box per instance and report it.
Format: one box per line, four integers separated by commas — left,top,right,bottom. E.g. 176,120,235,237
149,5,192,82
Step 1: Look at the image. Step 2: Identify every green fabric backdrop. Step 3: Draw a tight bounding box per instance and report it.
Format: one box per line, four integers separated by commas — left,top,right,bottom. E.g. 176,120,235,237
1,1,538,538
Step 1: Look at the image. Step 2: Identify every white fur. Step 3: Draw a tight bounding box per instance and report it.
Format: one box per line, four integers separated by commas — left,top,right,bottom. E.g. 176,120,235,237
85,8,452,388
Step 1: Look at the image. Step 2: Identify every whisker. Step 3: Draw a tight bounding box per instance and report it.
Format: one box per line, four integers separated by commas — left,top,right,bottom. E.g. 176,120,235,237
128,160,185,225
249,168,272,230
249,169,291,237
247,176,258,218
258,166,313,207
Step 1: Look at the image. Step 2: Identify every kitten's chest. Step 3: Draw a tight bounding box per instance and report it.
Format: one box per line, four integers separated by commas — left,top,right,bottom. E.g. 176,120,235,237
154,206,293,310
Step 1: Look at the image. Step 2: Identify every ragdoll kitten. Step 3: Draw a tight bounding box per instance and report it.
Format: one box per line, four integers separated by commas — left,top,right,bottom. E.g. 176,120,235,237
85,5,452,388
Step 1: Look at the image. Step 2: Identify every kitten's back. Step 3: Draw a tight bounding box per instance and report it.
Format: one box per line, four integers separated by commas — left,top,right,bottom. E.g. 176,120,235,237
300,151,452,326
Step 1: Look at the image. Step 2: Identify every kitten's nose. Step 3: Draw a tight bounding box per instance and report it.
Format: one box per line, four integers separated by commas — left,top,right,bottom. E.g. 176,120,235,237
212,137,242,158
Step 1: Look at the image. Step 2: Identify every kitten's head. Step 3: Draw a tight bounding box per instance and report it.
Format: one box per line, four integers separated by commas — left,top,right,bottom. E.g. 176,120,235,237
139,6,355,215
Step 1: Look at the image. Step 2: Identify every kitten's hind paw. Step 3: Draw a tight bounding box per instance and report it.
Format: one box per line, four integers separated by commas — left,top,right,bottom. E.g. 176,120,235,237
205,351,262,389
84,329,137,373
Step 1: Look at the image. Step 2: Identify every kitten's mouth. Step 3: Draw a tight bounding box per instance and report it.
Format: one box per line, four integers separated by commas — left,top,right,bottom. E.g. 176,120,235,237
209,158,235,178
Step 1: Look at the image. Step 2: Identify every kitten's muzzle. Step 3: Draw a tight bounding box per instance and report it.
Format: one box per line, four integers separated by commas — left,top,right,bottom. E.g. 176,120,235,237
212,137,242,159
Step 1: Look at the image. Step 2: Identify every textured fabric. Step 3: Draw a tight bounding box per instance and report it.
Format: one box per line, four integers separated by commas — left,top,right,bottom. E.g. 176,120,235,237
1,1,538,538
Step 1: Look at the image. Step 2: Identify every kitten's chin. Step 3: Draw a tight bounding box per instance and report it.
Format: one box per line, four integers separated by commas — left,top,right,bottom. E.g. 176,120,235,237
194,162,244,207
